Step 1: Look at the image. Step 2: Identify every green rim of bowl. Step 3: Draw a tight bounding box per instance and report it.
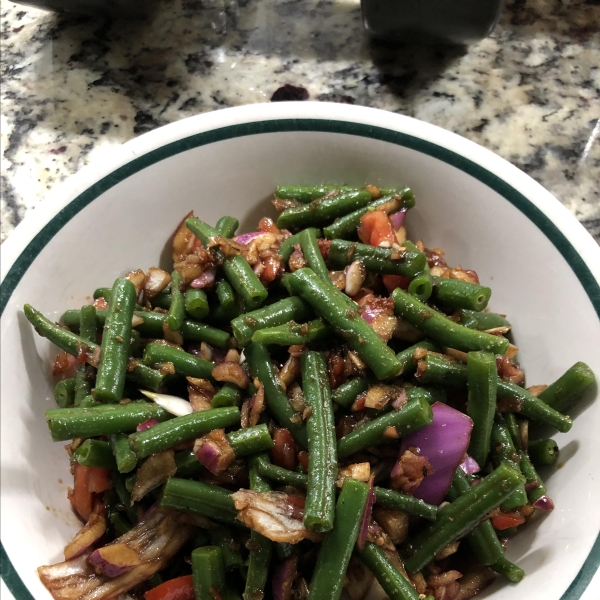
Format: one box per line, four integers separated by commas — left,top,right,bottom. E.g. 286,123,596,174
1,118,598,600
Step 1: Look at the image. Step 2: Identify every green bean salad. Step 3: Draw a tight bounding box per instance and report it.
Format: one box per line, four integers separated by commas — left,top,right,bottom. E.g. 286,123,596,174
28,184,595,600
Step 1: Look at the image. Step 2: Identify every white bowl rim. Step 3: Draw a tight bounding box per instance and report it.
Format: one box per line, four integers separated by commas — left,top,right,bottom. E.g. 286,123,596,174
1,101,599,599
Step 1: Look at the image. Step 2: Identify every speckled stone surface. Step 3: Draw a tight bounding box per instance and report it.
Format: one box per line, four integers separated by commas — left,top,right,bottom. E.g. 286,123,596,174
1,0,599,243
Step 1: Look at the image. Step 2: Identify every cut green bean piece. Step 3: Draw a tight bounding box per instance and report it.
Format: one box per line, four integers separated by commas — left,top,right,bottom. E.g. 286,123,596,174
228,424,274,456
192,546,227,599
302,351,337,533
184,288,210,320
404,463,525,573
288,268,402,380
431,277,491,312
94,278,136,403
360,542,420,600
93,287,112,300
332,377,370,409
231,296,312,346
457,309,511,331
467,351,497,468
328,240,426,277
275,185,369,203
129,406,240,459
126,363,166,392
251,318,331,346
110,434,137,473
255,454,309,489
142,342,214,381
404,241,432,302
174,450,203,478
392,288,509,355
279,228,322,261
73,367,92,407
71,439,116,469
246,343,308,448
416,354,573,432
216,278,236,309
46,403,171,441
503,412,522,451
491,556,525,583
374,487,437,521
538,362,595,413
209,527,244,571
111,472,138,523
396,340,438,376
167,271,185,331
78,395,102,408
528,438,559,466
54,378,76,408
519,450,551,506
212,383,242,408
308,478,370,600
337,398,433,458
299,227,330,282
151,287,172,310
215,215,240,238
160,478,239,525
74,305,98,405
186,218,268,309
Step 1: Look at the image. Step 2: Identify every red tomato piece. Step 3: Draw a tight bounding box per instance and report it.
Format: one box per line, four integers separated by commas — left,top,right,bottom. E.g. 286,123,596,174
382,274,411,294
358,211,396,247
297,451,309,472
144,575,195,600
491,511,526,530
270,428,297,471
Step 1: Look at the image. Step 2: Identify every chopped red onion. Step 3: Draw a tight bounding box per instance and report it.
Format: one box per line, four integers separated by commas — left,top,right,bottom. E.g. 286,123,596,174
272,556,298,600
88,544,141,578
234,231,267,245
391,388,408,410
357,478,375,552
399,402,473,505
533,495,555,511
136,418,159,432
190,268,216,289
460,456,481,475
389,209,407,230
63,507,107,560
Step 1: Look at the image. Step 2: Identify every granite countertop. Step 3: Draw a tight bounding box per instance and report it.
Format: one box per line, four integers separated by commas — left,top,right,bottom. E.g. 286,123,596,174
1,0,599,243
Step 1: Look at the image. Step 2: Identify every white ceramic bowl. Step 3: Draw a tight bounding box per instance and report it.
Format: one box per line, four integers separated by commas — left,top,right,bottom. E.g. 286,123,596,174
1,102,599,600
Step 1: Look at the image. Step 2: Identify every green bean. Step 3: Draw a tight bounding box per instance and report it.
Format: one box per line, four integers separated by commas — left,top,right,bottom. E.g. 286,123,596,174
192,546,227,599
503,412,522,450
466,351,497,467
212,383,242,408
245,343,308,448
538,362,595,413
431,277,491,312
359,542,420,600
129,329,141,358
288,268,402,380
142,342,214,380
94,278,136,403
244,455,273,600
186,218,268,309
216,278,236,309
491,556,525,583
54,378,76,408
301,351,337,532
416,354,573,432
184,288,210,320
299,227,330,282
251,318,331,346
160,478,239,525
275,185,368,202
78,395,101,408
151,287,172,310
228,424,274,456
129,406,240,459
108,511,132,536
328,240,426,277
231,297,312,346
404,241,432,302
528,438,559,466
127,363,166,392
324,191,413,240
174,450,203,478
331,377,370,409
337,398,433,458
111,472,138,523
209,527,245,571
489,417,528,510
74,305,98,405
110,434,137,473
277,189,374,230
93,287,112,300
392,288,509,355
308,478,370,600
404,463,525,573
374,487,437,521
167,271,185,331
255,454,309,489
457,309,511,331
447,468,504,566
71,439,116,469
46,403,171,441
396,340,438,376
279,228,322,261
215,215,240,238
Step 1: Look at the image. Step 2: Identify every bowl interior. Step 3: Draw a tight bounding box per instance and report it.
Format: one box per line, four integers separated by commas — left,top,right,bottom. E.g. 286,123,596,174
1,123,599,600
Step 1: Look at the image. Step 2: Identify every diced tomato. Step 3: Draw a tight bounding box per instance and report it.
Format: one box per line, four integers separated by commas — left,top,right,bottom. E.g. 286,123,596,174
297,451,309,472
69,464,112,521
52,352,78,380
491,511,526,530
144,575,195,600
382,274,411,294
358,211,396,247
271,428,297,471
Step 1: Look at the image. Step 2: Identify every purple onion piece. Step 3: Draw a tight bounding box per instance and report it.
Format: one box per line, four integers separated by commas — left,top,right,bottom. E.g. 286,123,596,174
460,456,481,475
136,418,159,432
190,268,216,289
357,478,375,552
272,556,298,600
234,231,266,245
389,209,407,230
400,402,473,505
533,495,555,511
194,442,221,474
88,544,140,578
